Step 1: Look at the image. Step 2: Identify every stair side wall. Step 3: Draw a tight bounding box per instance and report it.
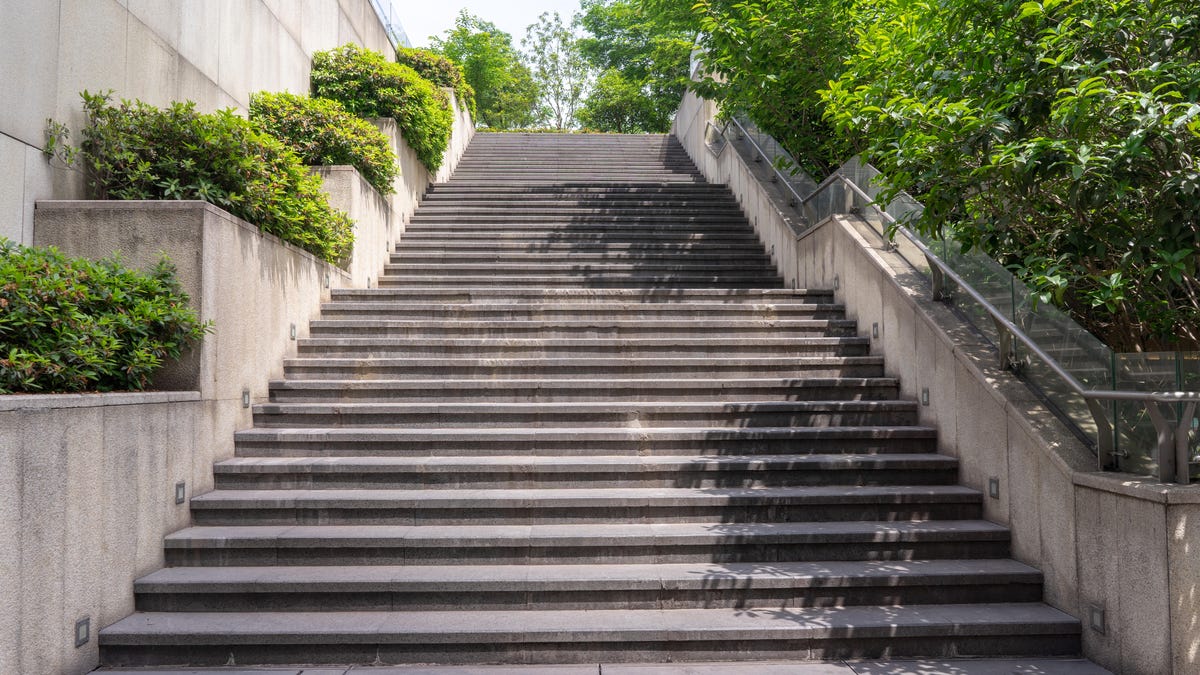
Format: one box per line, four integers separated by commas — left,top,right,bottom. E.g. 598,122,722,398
0,0,395,246
673,88,1199,675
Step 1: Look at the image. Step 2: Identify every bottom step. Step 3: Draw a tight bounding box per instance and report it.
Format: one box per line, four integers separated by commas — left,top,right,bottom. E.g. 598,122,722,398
100,604,1080,666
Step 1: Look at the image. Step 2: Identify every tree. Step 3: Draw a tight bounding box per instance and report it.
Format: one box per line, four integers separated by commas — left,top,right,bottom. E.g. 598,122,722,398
430,11,543,129
577,0,694,133
824,0,1200,349
523,12,589,130
577,69,654,132
645,0,859,176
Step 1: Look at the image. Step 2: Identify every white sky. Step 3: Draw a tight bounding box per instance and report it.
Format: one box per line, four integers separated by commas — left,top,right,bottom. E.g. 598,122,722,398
394,1,586,48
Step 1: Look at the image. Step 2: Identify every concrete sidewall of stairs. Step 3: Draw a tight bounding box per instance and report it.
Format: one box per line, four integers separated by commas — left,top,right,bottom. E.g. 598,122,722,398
2,97,473,675
673,89,1200,675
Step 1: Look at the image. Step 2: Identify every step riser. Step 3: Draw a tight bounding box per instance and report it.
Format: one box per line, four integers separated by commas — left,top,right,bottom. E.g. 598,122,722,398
304,326,859,340
250,410,919,429
213,468,957,490
329,290,833,302
188,502,983,527
232,437,938,458
295,345,870,358
375,279,785,289
266,385,900,404
99,633,1080,668
134,581,1042,613
163,539,1012,567
319,307,845,320
281,363,885,380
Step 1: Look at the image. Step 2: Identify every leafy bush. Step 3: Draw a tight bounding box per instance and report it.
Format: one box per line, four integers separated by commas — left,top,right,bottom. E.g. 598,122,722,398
311,44,454,173
824,0,1200,349
79,91,354,265
249,92,399,197
0,240,209,394
396,47,478,122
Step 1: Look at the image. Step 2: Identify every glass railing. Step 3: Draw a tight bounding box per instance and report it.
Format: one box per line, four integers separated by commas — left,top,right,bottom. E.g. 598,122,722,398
718,115,1200,482
368,0,411,48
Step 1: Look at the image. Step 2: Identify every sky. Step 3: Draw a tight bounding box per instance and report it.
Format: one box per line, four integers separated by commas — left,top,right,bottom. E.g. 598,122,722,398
393,0,586,48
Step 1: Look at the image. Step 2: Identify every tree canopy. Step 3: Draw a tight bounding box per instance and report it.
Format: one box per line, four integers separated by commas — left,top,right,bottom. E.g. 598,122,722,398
430,11,543,130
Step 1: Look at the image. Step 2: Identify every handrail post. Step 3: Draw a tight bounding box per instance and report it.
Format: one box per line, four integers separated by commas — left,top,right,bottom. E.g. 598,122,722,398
924,253,948,301
1085,397,1116,470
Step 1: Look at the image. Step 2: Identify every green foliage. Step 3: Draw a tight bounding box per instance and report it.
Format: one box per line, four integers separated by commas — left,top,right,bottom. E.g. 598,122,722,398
824,0,1200,349
431,11,544,130
577,0,694,133
311,44,453,173
659,0,859,177
0,240,209,394
249,91,398,197
396,46,478,121
78,91,353,265
523,12,590,130
577,69,656,133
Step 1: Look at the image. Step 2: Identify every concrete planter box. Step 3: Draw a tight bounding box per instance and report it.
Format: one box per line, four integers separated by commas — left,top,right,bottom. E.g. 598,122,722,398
674,88,1200,675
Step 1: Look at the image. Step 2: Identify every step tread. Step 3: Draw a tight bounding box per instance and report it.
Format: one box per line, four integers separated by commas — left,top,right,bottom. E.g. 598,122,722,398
233,425,940,441
134,559,1042,592
99,604,1079,644
214,453,956,473
189,485,983,508
162,520,1010,549
268,377,899,390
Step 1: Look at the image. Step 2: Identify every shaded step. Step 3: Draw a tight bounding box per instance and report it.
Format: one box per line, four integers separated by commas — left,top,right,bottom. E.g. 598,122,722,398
317,301,846,320
266,377,899,403
279,356,887,381
133,559,1043,612
295,336,870,358
232,425,940,458
250,400,920,429
212,453,959,489
98,604,1080,666
327,288,832,303
305,319,858,339
161,520,1013,566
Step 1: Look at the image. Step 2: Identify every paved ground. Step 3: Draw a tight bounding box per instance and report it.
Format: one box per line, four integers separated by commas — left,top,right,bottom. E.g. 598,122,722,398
97,657,1112,674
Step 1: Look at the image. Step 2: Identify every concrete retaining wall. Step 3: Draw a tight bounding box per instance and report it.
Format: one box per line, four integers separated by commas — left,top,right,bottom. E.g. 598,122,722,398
1,0,395,246
673,89,1200,675
0,392,209,675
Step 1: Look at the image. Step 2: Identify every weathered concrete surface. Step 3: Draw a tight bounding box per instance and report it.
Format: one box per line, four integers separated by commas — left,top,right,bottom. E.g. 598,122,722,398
0,0,396,246
0,393,206,675
673,88,1200,675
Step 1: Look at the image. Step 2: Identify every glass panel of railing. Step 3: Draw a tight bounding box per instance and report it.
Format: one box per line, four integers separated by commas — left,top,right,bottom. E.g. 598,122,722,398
1185,353,1200,469
1113,353,1184,475
734,117,819,196
805,179,845,225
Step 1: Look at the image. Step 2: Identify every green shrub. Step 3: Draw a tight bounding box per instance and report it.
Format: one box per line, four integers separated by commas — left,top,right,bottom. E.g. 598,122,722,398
78,91,354,265
311,44,454,173
249,91,399,196
396,46,478,121
0,240,210,394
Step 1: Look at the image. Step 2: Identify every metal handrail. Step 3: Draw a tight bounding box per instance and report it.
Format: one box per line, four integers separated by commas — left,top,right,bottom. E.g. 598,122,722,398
722,117,1199,482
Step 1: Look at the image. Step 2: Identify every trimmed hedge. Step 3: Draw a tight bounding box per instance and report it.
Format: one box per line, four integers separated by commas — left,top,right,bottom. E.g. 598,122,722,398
0,240,209,394
311,44,454,173
79,92,354,265
396,47,477,122
250,91,399,196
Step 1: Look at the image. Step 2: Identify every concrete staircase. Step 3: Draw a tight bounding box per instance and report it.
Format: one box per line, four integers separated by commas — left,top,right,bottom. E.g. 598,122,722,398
99,132,1081,667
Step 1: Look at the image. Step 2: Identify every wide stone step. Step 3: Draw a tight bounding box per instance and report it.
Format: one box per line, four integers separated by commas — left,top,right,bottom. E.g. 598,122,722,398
418,194,738,205
318,301,844,320
393,241,771,254
328,288,834,304
187,485,983,526
266,377,898,403
305,319,858,339
396,233,764,246
424,185,733,197
280,356,885,380
382,263,783,276
295,336,868,358
211,453,959,489
411,206,741,217
250,400,919,429
406,216,752,226
232,425,939,457
376,276,783,290
98,603,1081,666
160,520,1013,567
132,559,1042,612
